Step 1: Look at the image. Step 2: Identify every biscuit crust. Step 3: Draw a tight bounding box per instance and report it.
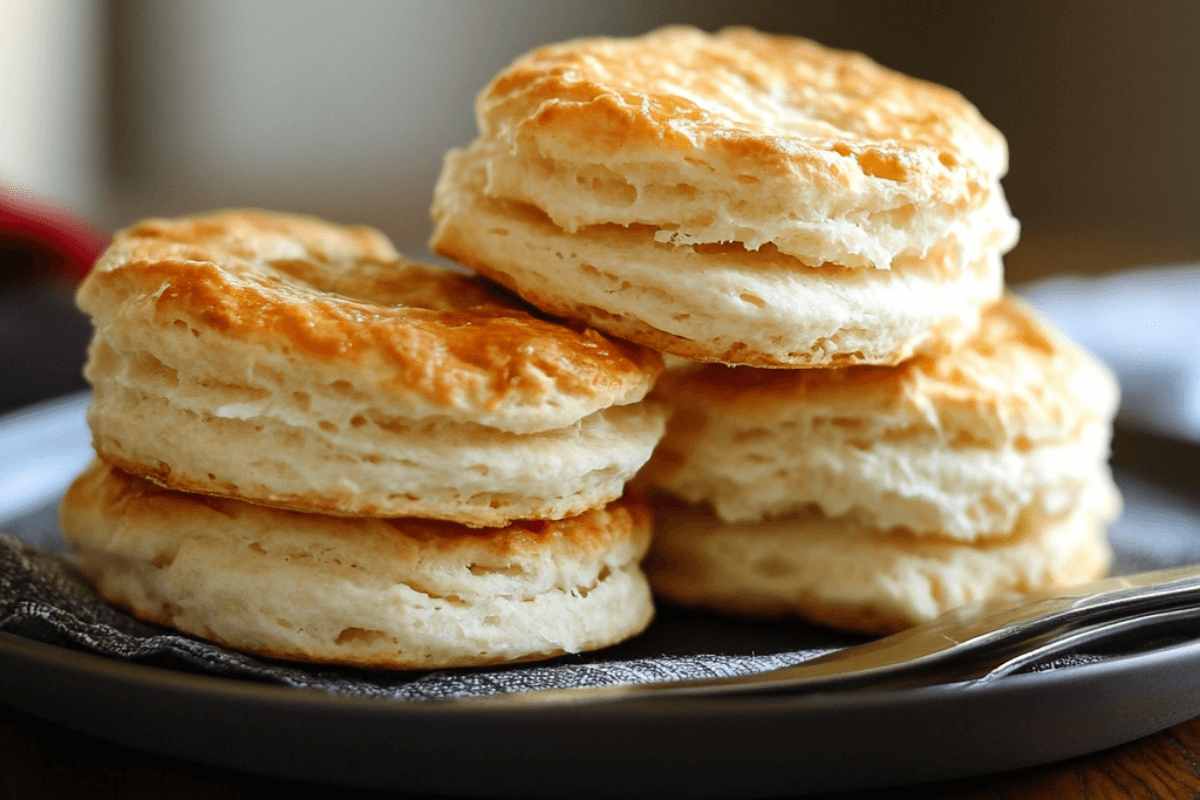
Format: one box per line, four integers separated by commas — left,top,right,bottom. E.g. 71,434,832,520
60,460,655,669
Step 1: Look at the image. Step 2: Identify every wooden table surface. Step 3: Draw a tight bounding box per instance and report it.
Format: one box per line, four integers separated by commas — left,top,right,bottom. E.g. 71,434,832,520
5,698,1200,799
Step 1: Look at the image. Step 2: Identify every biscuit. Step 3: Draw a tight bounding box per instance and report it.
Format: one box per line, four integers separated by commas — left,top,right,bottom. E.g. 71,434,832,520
431,26,1018,367
77,210,667,525
642,296,1120,542
60,460,655,669
644,472,1118,635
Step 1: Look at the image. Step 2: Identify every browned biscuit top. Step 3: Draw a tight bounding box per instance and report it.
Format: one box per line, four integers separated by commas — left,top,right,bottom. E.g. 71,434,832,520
480,25,1007,196
78,210,662,425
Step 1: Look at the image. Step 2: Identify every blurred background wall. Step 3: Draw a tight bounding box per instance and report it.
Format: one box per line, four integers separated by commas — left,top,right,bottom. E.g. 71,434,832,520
2,0,1198,284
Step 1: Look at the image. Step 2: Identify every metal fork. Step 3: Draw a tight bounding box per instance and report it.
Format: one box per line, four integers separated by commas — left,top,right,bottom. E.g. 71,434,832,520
481,563,1200,704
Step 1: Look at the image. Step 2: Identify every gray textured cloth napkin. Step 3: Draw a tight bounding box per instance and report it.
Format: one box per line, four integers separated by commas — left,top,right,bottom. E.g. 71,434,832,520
0,505,847,700
1018,265,1200,444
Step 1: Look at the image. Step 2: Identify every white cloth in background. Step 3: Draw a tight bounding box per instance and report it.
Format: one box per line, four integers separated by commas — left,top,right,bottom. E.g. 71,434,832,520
1019,264,1200,443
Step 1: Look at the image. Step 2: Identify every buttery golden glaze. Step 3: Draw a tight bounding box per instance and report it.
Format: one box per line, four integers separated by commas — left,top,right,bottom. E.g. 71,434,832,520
78,210,663,424
657,296,1119,448
484,26,1002,165
61,460,655,668
476,25,1009,237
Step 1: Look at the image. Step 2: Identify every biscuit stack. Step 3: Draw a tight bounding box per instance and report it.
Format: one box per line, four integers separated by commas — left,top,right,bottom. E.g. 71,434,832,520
60,211,667,667
430,26,1121,634
62,26,1122,666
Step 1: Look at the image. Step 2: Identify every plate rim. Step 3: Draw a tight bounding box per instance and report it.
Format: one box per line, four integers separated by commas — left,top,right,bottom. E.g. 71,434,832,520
7,628,1200,797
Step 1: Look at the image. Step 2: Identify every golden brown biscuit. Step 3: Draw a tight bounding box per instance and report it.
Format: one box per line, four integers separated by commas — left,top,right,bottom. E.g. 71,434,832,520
431,26,1018,367
642,296,1120,542
77,210,667,525
645,472,1118,636
60,460,655,669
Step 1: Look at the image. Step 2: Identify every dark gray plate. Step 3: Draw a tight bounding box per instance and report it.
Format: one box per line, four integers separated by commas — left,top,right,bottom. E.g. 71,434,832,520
3,394,1200,797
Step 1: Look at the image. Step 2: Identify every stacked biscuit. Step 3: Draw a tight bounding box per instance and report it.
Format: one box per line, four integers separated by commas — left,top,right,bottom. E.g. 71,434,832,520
60,211,668,667
431,26,1121,634
638,300,1120,633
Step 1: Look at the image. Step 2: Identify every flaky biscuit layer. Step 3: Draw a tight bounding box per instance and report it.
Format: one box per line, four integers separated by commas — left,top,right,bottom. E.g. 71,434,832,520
60,460,655,669
434,144,1007,368
642,297,1120,540
85,332,666,524
645,473,1118,636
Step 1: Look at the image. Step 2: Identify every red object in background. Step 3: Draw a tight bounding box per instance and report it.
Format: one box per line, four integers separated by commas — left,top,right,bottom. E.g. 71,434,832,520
0,186,109,284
